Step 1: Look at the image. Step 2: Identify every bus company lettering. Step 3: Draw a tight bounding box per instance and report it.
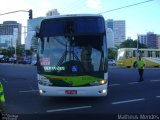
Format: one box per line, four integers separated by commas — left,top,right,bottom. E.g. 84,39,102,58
44,66,65,71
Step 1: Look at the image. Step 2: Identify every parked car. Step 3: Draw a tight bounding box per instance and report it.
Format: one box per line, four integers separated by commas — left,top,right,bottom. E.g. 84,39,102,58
23,57,31,64
9,57,17,63
0,55,9,63
16,57,31,64
108,59,116,66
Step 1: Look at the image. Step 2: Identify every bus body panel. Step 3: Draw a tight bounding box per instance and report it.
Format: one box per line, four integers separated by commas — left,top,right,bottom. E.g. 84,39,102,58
39,83,108,97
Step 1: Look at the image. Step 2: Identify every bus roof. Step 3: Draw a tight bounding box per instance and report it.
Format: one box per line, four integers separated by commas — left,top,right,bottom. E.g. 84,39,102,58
44,14,104,20
118,48,160,51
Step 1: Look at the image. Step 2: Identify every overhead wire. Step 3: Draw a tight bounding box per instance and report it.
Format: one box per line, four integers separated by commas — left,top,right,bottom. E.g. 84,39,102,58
98,0,154,14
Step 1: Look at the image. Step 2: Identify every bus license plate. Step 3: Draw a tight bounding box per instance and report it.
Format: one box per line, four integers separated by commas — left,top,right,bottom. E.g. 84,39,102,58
65,90,77,94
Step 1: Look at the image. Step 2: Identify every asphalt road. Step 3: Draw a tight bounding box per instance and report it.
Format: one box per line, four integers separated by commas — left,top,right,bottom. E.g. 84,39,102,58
0,64,160,120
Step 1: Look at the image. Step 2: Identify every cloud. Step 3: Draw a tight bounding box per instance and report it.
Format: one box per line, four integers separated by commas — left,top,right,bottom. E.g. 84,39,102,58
87,0,102,10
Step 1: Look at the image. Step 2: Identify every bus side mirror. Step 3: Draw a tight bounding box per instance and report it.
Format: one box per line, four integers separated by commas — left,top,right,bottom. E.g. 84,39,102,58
31,53,37,66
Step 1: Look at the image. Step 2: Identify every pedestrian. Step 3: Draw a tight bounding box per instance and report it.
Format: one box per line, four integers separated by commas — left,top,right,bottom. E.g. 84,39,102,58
0,82,5,113
136,56,145,82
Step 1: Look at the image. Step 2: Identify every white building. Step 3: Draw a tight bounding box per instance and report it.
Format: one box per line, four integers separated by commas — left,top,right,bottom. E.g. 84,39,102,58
0,35,12,49
137,34,147,45
0,28,18,49
157,35,160,49
105,19,126,47
46,9,60,16
0,21,21,49
113,20,126,47
106,28,114,48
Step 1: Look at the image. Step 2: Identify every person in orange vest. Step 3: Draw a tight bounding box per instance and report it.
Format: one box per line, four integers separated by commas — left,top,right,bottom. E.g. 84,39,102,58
0,82,5,113
136,56,145,82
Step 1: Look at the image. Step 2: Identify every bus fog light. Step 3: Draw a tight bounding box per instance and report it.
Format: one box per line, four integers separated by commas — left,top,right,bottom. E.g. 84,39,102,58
39,89,46,93
99,89,107,94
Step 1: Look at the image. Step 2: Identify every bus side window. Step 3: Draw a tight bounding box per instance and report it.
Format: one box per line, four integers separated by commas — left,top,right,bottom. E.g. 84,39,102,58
129,51,132,58
140,51,144,57
144,51,147,57
159,51,160,57
133,50,136,57
126,51,131,58
148,51,152,57
156,51,160,57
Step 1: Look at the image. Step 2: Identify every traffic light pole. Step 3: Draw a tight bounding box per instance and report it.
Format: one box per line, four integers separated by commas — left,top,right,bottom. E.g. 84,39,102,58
0,9,32,19
137,39,140,60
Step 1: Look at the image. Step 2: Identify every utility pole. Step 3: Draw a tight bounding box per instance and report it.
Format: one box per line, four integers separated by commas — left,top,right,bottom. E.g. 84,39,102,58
137,39,140,60
22,26,27,57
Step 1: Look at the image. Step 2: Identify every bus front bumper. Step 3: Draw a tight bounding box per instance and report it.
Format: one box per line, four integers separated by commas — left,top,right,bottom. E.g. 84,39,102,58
38,84,108,97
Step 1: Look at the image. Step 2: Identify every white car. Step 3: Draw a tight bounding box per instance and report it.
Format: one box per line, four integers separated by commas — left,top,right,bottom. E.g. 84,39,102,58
108,59,116,66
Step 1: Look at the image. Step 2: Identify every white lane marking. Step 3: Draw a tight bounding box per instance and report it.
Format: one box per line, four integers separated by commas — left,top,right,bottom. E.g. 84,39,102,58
156,96,160,98
19,90,39,93
112,98,145,105
150,80,160,82
128,82,139,85
46,106,92,113
109,84,120,86
105,80,160,87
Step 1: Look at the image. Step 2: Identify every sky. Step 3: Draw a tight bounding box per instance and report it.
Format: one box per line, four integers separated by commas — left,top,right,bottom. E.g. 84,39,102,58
0,0,160,44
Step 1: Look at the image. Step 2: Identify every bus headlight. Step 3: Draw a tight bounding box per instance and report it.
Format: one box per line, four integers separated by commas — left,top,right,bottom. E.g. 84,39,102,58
39,89,46,93
99,80,107,85
90,80,107,86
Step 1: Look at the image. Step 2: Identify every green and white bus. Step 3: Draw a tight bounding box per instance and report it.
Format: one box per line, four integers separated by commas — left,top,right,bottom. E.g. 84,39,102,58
116,48,160,68
36,14,108,97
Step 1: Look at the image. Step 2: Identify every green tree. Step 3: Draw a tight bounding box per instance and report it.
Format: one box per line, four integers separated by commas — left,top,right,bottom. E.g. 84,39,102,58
119,39,147,48
16,44,25,56
108,48,117,59
25,49,32,56
1,48,14,57
7,47,15,57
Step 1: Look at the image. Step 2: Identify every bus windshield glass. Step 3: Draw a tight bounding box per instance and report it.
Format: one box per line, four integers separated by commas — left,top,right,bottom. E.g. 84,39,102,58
38,34,106,75
117,49,125,60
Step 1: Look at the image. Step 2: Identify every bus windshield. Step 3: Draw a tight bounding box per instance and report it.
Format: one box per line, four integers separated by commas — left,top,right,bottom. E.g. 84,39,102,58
38,36,105,75
117,49,125,60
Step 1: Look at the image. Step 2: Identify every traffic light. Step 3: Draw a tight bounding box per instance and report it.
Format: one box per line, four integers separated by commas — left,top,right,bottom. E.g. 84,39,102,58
29,9,32,19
